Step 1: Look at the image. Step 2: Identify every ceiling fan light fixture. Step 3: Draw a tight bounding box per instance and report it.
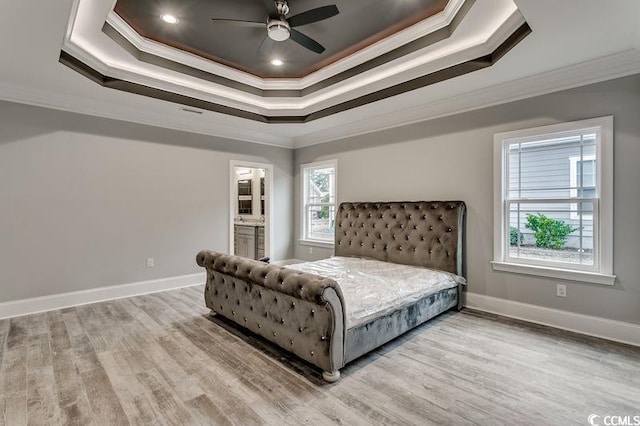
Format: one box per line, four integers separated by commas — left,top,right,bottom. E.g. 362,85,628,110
271,59,284,66
160,14,178,24
267,19,290,41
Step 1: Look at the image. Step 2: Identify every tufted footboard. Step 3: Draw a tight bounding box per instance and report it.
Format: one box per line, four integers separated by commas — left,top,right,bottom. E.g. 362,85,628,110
196,251,346,377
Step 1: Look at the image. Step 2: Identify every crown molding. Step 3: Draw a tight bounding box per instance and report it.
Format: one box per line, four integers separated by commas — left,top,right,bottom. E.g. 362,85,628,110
0,81,295,148
293,48,640,148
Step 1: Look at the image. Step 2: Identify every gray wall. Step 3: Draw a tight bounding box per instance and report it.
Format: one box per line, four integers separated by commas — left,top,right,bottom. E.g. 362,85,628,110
293,74,640,325
0,101,293,302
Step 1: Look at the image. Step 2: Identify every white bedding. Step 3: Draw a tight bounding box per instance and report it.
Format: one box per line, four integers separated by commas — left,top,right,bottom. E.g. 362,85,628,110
286,256,465,329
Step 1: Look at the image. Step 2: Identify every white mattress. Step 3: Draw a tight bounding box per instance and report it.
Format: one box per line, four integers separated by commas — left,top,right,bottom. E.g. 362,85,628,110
286,256,465,329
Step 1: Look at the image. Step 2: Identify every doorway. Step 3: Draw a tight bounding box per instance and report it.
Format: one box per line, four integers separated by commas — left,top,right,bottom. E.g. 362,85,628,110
229,160,273,261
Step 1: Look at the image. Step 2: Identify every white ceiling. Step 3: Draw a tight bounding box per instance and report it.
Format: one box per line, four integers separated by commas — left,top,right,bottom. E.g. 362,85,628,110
0,0,639,149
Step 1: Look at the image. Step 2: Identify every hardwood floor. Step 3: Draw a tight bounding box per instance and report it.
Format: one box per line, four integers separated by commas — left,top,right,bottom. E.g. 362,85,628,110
1,285,638,425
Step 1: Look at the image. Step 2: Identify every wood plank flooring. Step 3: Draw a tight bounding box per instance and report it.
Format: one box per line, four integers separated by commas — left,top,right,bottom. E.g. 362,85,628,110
1,285,638,425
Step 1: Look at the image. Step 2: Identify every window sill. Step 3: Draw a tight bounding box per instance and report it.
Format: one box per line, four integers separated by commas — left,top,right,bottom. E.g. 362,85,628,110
491,261,616,286
298,239,334,249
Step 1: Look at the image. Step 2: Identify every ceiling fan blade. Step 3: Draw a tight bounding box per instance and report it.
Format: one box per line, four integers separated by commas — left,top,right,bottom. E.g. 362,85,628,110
263,0,279,19
288,5,339,27
257,36,276,57
290,29,325,54
210,18,265,28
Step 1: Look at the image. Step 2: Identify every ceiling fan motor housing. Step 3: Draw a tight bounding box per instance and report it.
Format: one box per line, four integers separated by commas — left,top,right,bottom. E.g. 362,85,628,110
267,19,291,41
275,1,290,16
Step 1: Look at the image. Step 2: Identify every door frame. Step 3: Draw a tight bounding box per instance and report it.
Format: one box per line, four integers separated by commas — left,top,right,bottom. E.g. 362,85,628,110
229,160,274,259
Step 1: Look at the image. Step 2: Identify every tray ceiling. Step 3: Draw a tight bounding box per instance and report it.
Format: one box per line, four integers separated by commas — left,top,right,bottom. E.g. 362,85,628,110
60,0,531,123
113,0,449,78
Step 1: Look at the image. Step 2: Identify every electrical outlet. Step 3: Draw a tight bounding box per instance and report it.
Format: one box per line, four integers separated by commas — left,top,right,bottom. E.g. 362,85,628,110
556,284,567,298
308,247,313,254
147,258,154,268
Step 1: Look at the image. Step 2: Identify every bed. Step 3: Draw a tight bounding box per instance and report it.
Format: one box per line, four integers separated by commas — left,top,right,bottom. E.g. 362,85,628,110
196,201,466,382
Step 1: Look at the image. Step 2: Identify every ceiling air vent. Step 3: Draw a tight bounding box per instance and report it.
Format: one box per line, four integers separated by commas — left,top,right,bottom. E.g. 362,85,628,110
180,107,203,115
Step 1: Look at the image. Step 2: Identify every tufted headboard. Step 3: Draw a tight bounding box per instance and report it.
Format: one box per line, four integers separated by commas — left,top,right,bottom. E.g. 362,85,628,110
334,201,466,275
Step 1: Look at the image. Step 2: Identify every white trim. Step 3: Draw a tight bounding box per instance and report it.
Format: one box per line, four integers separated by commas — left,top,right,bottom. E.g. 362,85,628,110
490,261,615,285
300,159,338,245
568,154,596,220
493,116,614,280
0,273,205,320
229,160,274,259
465,293,640,348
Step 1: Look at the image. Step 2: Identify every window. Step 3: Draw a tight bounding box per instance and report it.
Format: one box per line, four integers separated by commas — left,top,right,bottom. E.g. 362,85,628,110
492,117,614,285
301,160,337,246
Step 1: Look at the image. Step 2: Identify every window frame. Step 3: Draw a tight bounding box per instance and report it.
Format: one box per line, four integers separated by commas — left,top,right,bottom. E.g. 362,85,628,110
568,155,596,220
300,159,337,248
492,117,615,285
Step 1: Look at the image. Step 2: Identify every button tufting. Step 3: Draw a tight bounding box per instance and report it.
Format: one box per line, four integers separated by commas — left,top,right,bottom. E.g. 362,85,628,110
290,340,294,345
273,332,277,337
299,327,303,332
311,309,315,315
321,336,326,341
258,324,262,328
231,311,235,316
310,351,315,356
291,302,296,308
237,300,240,305
281,319,285,324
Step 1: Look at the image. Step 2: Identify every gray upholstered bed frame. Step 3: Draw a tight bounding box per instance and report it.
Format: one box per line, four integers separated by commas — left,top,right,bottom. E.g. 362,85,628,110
196,201,465,382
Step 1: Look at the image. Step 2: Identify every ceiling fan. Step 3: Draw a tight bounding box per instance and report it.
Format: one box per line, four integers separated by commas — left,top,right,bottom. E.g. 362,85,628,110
210,0,339,55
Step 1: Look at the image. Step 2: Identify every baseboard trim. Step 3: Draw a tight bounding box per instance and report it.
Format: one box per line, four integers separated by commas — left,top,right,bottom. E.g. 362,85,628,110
0,272,206,320
465,293,640,347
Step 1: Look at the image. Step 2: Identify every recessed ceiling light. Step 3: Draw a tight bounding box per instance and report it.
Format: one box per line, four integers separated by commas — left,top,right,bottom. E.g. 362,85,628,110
271,59,284,66
161,14,178,24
